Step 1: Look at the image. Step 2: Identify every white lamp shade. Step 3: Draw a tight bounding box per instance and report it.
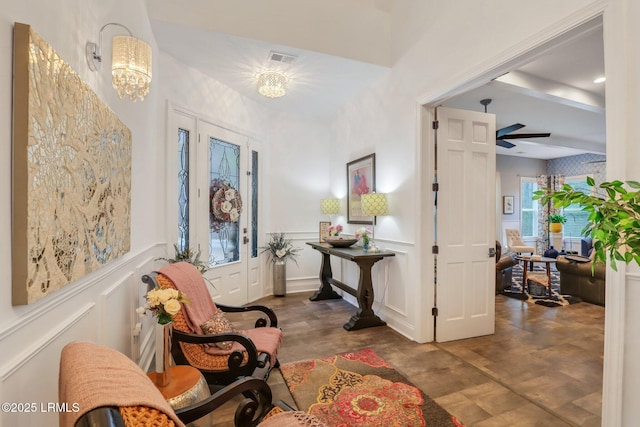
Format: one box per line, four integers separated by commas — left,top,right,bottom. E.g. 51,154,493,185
320,198,340,215
361,193,388,216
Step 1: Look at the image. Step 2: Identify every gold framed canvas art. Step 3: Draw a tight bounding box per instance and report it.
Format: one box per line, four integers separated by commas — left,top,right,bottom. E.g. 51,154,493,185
12,23,132,305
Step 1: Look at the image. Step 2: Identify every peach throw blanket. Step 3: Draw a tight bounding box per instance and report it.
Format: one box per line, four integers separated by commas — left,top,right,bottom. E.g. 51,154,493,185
159,262,282,364
59,341,185,427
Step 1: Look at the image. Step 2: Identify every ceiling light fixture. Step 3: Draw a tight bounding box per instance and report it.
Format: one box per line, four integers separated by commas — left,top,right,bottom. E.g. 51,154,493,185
257,71,288,98
594,76,606,83
86,23,152,101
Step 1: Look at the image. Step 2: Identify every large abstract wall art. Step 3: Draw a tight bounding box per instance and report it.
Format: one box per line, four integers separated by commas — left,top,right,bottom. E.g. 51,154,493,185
12,23,132,305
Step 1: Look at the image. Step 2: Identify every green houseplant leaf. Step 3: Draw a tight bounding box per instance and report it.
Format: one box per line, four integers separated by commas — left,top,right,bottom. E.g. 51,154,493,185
533,179,640,271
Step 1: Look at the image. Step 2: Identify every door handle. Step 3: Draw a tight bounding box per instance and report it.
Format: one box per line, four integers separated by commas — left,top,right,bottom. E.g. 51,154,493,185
488,247,496,257
243,236,249,244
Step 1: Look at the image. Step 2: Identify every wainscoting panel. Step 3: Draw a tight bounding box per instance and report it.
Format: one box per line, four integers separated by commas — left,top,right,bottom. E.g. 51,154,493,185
380,248,409,317
0,244,165,427
100,273,134,355
134,253,168,371
0,303,96,426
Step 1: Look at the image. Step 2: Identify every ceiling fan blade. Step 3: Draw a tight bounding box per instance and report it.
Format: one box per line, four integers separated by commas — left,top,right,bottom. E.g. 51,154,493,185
497,132,551,139
496,123,525,138
496,140,516,149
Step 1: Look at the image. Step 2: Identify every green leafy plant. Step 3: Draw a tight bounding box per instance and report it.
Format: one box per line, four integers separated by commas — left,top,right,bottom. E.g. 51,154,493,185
261,232,301,265
533,177,640,271
548,213,567,224
156,244,209,273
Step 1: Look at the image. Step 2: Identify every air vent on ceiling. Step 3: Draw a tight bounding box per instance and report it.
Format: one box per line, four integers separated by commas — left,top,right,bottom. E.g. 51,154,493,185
268,51,297,64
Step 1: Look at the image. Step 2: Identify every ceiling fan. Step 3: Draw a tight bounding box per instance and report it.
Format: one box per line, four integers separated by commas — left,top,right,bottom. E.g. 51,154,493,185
480,98,551,149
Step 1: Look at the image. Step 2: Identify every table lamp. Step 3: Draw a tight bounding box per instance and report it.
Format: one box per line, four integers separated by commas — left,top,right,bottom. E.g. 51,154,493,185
361,193,388,241
320,198,340,218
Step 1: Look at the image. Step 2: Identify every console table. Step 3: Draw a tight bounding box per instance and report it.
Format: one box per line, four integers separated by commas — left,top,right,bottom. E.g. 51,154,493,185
306,242,395,331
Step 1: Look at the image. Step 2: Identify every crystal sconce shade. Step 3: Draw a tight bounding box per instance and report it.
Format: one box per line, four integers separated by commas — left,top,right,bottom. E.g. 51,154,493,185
320,198,340,215
86,23,152,101
257,71,288,98
111,35,152,101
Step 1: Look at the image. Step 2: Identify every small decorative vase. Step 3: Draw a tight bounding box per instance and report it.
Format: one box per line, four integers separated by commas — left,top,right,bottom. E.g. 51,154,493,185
544,246,559,258
155,322,173,387
363,239,370,252
273,258,286,297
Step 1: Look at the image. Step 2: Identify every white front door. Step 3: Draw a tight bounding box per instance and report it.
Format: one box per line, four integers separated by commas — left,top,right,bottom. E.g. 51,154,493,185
197,121,249,306
435,106,496,342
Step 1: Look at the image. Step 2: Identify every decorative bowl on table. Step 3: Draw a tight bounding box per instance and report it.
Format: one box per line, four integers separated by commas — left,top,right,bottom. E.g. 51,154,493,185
324,237,358,248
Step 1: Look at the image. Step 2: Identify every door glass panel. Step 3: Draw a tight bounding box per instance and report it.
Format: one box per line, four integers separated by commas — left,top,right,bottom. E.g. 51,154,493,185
251,150,258,258
209,138,241,266
177,128,189,252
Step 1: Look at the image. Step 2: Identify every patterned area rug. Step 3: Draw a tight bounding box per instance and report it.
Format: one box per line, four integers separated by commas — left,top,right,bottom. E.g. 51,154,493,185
501,261,581,307
280,349,464,427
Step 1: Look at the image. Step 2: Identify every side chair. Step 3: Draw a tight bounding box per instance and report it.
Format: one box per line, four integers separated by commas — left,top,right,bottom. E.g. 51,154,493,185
141,262,283,387
505,228,535,255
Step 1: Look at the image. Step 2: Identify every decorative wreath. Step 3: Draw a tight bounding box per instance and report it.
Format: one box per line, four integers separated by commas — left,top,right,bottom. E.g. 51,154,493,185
210,178,243,231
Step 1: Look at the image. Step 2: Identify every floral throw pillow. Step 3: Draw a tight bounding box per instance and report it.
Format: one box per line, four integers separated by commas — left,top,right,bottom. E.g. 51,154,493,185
200,310,237,350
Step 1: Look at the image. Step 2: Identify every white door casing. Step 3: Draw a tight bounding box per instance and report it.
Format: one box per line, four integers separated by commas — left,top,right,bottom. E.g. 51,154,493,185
435,106,496,342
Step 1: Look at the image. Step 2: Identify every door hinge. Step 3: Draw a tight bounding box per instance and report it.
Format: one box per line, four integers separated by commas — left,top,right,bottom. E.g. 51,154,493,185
246,171,251,176
432,182,439,191
432,120,439,130
432,245,439,254
432,307,438,316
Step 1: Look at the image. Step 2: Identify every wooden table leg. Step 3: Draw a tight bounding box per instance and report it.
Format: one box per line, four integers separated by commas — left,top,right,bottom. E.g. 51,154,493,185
546,262,552,298
522,260,529,295
309,251,342,301
343,258,386,331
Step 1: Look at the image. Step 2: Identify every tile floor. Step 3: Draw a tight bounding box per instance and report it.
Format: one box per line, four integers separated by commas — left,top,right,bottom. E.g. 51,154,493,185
211,291,604,426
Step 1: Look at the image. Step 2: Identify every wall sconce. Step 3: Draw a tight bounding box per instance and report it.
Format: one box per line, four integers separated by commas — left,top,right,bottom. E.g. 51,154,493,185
257,71,288,98
86,23,152,101
320,198,340,217
361,193,388,241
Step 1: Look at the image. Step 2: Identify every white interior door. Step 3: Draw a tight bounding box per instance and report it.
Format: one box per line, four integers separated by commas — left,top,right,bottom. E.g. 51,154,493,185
435,106,496,342
197,121,249,306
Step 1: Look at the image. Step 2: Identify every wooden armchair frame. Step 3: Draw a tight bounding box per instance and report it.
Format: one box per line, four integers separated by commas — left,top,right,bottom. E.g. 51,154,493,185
141,272,281,386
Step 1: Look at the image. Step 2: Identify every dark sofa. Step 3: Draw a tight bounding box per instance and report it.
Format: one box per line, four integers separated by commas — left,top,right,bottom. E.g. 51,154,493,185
555,237,606,306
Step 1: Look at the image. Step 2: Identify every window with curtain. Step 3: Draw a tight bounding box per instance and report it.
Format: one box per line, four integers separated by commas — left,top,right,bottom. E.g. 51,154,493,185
562,175,592,239
520,177,539,238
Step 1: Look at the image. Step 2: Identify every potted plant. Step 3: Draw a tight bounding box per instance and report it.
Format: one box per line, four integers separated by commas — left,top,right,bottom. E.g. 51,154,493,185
156,244,209,273
261,232,301,296
548,213,567,233
534,177,640,271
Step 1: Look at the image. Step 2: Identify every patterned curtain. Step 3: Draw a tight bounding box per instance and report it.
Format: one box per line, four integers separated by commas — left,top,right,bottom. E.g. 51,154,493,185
536,174,564,254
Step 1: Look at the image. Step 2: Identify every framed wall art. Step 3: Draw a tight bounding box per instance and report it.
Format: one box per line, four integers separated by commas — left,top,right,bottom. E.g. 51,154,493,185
319,221,331,242
12,23,132,305
347,153,375,224
503,196,514,214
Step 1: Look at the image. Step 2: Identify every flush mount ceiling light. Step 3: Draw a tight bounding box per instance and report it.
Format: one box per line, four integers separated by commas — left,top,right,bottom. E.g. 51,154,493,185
86,23,152,101
257,71,288,98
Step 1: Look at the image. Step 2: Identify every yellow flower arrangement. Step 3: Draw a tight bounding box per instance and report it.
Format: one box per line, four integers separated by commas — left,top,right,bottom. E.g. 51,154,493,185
138,286,191,325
